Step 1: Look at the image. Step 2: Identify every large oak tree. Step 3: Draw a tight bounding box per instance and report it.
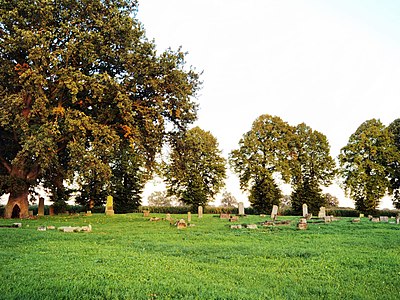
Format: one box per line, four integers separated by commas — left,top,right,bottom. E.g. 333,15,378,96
339,119,396,213
0,0,200,218
164,126,226,209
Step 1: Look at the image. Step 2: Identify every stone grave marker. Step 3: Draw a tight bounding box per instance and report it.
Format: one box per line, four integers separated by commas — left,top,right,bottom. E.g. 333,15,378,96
271,205,278,220
187,212,192,223
371,217,380,223
297,218,307,230
38,197,45,217
302,203,308,217
166,213,172,221
246,224,257,229
230,224,242,229
229,216,239,222
220,213,230,219
359,213,364,218
318,206,326,218
198,206,203,218
380,216,389,223
49,206,55,216
238,202,245,215
143,210,150,217
28,210,34,217
176,219,187,229
105,195,114,216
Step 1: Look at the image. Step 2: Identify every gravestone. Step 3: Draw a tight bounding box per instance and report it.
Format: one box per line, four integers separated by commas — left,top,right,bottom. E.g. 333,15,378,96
86,211,92,216
230,224,242,229
380,216,389,223
318,206,326,218
28,210,34,217
49,206,54,216
166,213,172,221
246,224,257,229
187,212,192,223
238,202,245,215
220,213,230,219
302,203,308,217
229,216,239,222
198,206,203,218
359,213,364,218
297,218,307,230
143,210,150,217
105,195,114,216
271,205,278,220
38,197,45,217
176,219,187,229
371,217,380,223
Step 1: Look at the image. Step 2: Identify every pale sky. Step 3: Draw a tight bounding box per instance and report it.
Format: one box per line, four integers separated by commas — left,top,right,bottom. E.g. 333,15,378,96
138,0,400,208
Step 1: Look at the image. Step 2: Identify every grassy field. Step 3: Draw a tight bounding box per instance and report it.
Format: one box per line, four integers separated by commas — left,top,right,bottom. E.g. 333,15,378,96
1,213,400,299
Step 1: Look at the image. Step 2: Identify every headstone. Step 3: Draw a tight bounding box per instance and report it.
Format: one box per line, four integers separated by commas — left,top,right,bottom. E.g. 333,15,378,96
38,197,45,217
229,216,239,222
47,226,56,230
359,213,364,218
246,224,257,229
230,224,242,229
380,216,389,223
143,210,150,217
318,206,326,218
105,195,114,216
187,212,192,223
371,217,380,223
28,210,34,217
176,219,187,229
324,216,332,223
306,213,312,220
86,211,92,216
368,215,373,220
13,223,22,228
220,213,230,219
198,206,203,218
297,218,307,230
271,205,278,220
352,218,360,223
150,217,161,222
49,206,54,216
302,204,308,217
238,202,245,215
166,213,172,221
37,226,46,231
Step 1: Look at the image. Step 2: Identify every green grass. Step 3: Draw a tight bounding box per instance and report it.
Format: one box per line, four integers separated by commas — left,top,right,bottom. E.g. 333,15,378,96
1,214,400,299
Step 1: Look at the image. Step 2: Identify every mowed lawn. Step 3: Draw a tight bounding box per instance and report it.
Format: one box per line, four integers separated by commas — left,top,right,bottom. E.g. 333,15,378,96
1,213,400,299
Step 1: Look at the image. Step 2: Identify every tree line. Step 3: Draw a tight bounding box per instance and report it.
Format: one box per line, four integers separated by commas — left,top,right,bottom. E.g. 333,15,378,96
1,1,399,217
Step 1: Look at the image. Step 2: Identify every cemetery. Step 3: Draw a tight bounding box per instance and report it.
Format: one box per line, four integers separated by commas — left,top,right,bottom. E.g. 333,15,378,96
1,206,400,299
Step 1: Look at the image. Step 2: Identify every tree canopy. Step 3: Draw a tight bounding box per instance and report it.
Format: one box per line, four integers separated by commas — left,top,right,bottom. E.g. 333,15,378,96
290,123,336,214
229,114,294,212
164,126,226,209
339,119,396,213
0,0,200,217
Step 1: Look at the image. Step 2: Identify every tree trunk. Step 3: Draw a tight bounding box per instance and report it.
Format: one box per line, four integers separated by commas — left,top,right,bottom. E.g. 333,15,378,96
4,188,30,219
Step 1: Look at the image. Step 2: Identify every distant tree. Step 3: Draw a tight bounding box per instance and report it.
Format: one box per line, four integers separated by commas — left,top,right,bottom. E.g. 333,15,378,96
164,127,226,210
0,0,200,218
324,193,339,208
220,191,238,207
148,191,172,207
229,114,294,212
388,118,400,208
339,119,396,213
280,195,292,210
290,123,336,214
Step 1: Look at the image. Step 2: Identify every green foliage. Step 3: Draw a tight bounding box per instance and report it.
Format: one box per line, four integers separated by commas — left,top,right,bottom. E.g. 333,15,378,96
164,127,226,209
291,180,326,214
290,123,336,214
249,173,282,213
0,0,200,215
220,191,238,207
388,118,400,208
1,214,400,299
339,119,396,213
229,114,293,210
